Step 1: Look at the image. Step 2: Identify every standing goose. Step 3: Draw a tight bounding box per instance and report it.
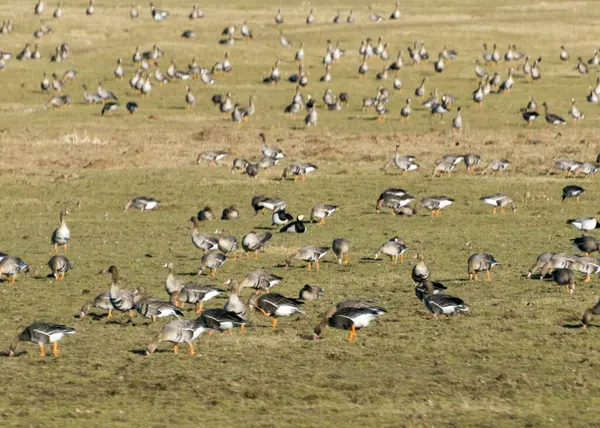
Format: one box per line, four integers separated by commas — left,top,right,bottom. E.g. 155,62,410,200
415,77,427,97
146,319,210,356
185,86,195,111
390,1,401,19
259,133,285,160
150,2,169,21
577,57,588,75
197,150,228,166
472,81,484,107
313,306,384,341
80,292,114,319
562,185,584,202
85,0,94,15
35,0,45,15
451,107,463,132
520,108,540,126
134,290,184,322
572,236,600,257
199,308,246,334
551,268,575,294
130,4,139,19
0,256,29,284
468,253,499,280
240,19,252,39
190,217,218,253
332,238,350,265
9,323,75,357
247,293,304,329
299,285,325,301
375,237,408,263
543,102,566,126
274,8,283,24
422,281,469,317
569,98,584,124
480,194,516,215
434,53,445,73
389,50,403,74
285,246,330,271
163,262,184,296
412,254,430,283
114,58,124,80
582,299,600,328
197,252,227,277
560,46,569,61
242,232,272,258
223,279,248,324
48,255,71,280
51,210,70,254
280,215,306,233
304,105,317,127
388,145,418,174
306,8,315,24
103,266,138,317
400,98,412,119
123,197,160,211
310,204,338,224
417,196,454,216
170,284,224,313
217,231,238,261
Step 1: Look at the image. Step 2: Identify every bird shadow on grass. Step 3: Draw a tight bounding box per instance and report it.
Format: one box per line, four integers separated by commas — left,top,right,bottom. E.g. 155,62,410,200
0,351,26,358
562,323,588,329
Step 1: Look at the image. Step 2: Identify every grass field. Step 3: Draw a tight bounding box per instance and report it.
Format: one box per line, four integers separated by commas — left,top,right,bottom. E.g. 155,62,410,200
0,0,599,426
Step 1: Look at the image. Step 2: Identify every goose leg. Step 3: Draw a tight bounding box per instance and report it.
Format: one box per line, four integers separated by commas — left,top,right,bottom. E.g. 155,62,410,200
151,316,156,322
431,210,435,217
348,325,356,341
197,301,204,313
11,275,14,285
271,318,278,329
64,244,67,254
475,272,479,281
301,174,306,182
585,274,590,283
39,344,45,357
233,252,237,261
316,259,320,271
53,342,59,357
469,273,473,281
400,253,404,262
54,243,58,254
319,218,325,225
228,328,232,335
255,252,260,260
492,207,496,215
210,269,216,277
188,343,195,356
307,262,311,271
173,344,178,354
436,209,441,216
487,271,491,280
107,309,112,319
129,310,135,317
241,324,245,335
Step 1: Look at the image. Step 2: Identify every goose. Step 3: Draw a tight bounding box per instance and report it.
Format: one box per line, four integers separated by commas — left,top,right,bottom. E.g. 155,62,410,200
587,86,599,104
244,162,259,177
170,284,224,313
474,60,486,78
184,86,195,111
123,197,160,211
375,237,407,263
411,254,431,283
134,291,183,322
573,257,600,283
358,55,369,79
197,150,227,165
0,256,29,284
572,236,600,257
190,217,218,253
527,96,538,111
520,108,539,126
285,246,329,271
579,162,599,177
422,281,469,317
375,66,388,81
113,58,124,80
422,90,439,109
239,96,255,122
418,41,429,60
522,56,532,78
464,153,481,172
442,46,458,61
562,185,584,202
240,19,252,39
539,253,581,279
400,98,412,119
48,255,71,280
9,323,75,357
376,101,389,121
282,162,318,182
258,133,284,160
130,4,139,19
222,24,236,36
102,266,138,317
248,293,304,329
376,188,413,214
368,6,384,23
582,299,600,328
217,231,238,261
197,207,215,221
313,306,384,341
299,285,324,301
272,210,294,226
551,268,575,294
251,196,286,214
483,159,510,175
480,194,516,215
274,8,283,24
242,232,272,258
498,68,514,92
101,102,119,116
347,10,355,23
434,53,445,73
31,44,41,59
311,204,337,224
197,252,227,277
388,143,418,174
51,210,70,254
489,71,501,88
320,64,332,82
415,280,446,301
432,158,458,177
418,196,454,216
231,158,249,174
222,279,248,324
450,106,463,132
560,46,569,61
85,0,95,15
531,57,542,81
146,319,209,356
150,2,168,21
390,1,401,19
51,73,63,92
35,0,45,16
332,238,350,265
41,72,50,91
415,77,427,97
279,33,293,47
126,101,138,114
96,80,118,102
199,309,246,335
333,11,341,23
234,270,282,295
468,253,499,280
472,82,484,107
569,98,584,123
280,215,307,233
285,101,302,119
80,292,114,319
304,105,318,127
577,57,588,75
306,8,315,24
527,253,555,278
163,262,185,296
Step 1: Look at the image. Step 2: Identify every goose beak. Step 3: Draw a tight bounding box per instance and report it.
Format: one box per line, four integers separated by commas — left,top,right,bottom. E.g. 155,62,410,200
97,268,108,275
9,350,14,357
313,334,320,340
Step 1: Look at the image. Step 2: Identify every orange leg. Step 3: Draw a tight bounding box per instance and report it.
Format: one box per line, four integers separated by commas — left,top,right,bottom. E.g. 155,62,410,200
196,301,204,313
64,244,67,254
469,273,473,281
151,316,157,322
188,343,195,356
301,174,306,182
475,272,479,281
107,309,112,319
255,252,260,260
307,262,311,271
53,342,59,357
436,209,441,216
233,252,237,261
210,269,216,277
585,274,591,283
39,344,45,357
487,271,491,280
11,276,15,285
173,344,179,354
129,310,135,317
240,324,245,335
431,210,435,216
271,318,278,329
319,218,325,225
492,207,496,215
316,259,320,271
348,325,356,342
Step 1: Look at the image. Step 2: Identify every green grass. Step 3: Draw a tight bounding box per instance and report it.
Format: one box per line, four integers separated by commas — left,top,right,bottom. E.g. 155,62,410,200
0,0,599,426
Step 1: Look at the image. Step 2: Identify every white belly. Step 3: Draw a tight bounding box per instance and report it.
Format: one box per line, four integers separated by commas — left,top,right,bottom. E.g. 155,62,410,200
438,200,453,208
352,313,377,328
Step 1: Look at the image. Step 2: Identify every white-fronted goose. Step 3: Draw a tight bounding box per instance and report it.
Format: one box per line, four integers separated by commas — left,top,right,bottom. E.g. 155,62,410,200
520,108,539,126
299,285,324,301
472,81,484,107
422,280,469,317
198,252,227,277
123,196,160,211
400,97,412,119
412,254,430,283
198,150,227,166
0,256,29,284
163,262,184,296
240,19,252,39
539,253,580,279
80,292,114,319
463,153,481,172
305,105,317,127
286,246,329,271
332,238,350,265
415,280,446,301
236,270,282,294
468,253,499,280
582,299,600,328
434,53,445,73
562,185,584,202
171,283,224,313
376,188,412,214
251,195,286,214
375,237,407,263
274,8,283,24
280,215,306,233
573,256,600,283
569,98,584,123
221,206,240,220
231,158,250,174
147,319,209,356
150,2,168,21
217,231,238,261
282,162,317,182
567,217,600,234
311,204,337,224
579,162,599,177
35,0,45,15
51,210,70,254
480,194,516,215
85,0,95,15
551,268,575,294
134,290,183,322
390,1,401,19
101,102,119,116
577,57,588,75
418,196,454,216
103,266,138,317
347,10,355,23
415,77,427,97
527,252,555,278
572,236,600,257
222,279,248,324
242,232,272,258
259,133,284,160
199,308,246,334
197,207,215,221
48,255,71,280
483,159,510,175
9,322,75,357
313,306,384,341
185,86,195,111
451,107,462,132
559,46,569,61
543,102,566,125
130,3,139,19
248,293,304,329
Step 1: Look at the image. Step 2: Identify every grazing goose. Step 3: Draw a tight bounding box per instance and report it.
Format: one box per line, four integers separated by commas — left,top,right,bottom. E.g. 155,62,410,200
103,266,138,317
221,206,240,220
199,309,246,335
480,194,516,215
0,256,29,284
313,306,384,341
415,280,446,301
574,257,600,283
417,196,454,216
552,159,582,177
134,291,184,322
422,280,469,317
562,185,584,202
222,279,248,324
101,102,119,116
332,238,350,265
150,2,168,21
248,293,304,329
9,323,75,357
251,195,286,214
579,162,599,177
483,159,510,176
197,252,227,277
572,236,600,257
48,255,71,280
311,204,338,224
368,6,384,23
197,207,215,221
569,98,584,123
376,188,411,214
80,292,114,319
582,299,600,328
272,210,294,226
551,268,575,294
146,319,210,356
123,197,160,211
259,133,284,159
464,153,482,173
567,217,600,234
299,285,324,301
520,108,540,126
336,299,386,312
197,151,227,166
282,162,317,182
412,254,430,283
217,231,238,261
539,253,580,279
415,78,427,97
280,215,307,233
236,270,282,294
468,253,499,280
375,237,407,263
231,158,250,174
51,210,70,254
170,284,224,313
241,232,272,258
285,246,330,271
527,252,555,278
543,102,566,126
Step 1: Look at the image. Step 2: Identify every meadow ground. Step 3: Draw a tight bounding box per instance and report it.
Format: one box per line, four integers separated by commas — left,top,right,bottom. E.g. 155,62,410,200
0,0,599,426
